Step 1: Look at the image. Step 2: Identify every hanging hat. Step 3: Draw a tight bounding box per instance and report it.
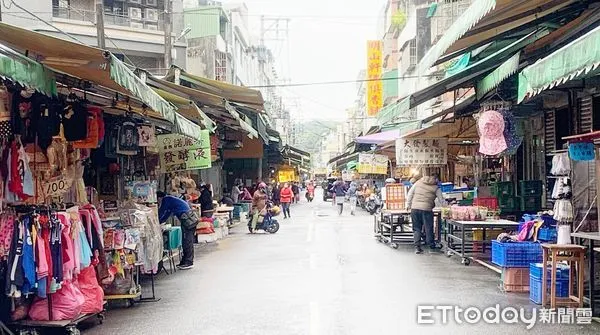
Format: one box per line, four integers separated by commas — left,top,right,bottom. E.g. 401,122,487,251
478,110,507,156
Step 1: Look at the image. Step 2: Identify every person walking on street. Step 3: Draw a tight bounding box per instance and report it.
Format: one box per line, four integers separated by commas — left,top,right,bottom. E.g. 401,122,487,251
333,178,347,216
157,191,199,270
406,174,445,254
346,182,358,215
250,182,268,233
291,182,300,204
272,182,281,205
280,182,293,219
231,183,241,204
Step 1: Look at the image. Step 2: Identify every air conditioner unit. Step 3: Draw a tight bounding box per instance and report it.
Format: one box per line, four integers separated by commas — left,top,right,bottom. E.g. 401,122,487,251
129,7,142,20
145,0,157,6
146,24,158,30
130,21,144,29
145,8,158,21
129,0,141,4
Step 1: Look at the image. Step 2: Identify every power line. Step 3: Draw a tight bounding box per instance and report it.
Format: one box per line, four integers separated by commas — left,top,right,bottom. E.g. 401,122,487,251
247,73,440,88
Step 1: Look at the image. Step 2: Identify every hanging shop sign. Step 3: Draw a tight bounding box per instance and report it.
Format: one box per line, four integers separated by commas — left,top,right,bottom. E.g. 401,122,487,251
210,135,220,161
158,130,212,172
357,153,388,175
42,175,74,198
569,142,596,161
367,40,383,116
395,138,448,166
278,169,296,182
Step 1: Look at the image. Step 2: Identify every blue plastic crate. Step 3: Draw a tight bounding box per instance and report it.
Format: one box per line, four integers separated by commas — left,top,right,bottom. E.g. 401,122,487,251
537,227,557,242
529,263,570,280
529,277,569,305
491,241,543,267
440,183,454,193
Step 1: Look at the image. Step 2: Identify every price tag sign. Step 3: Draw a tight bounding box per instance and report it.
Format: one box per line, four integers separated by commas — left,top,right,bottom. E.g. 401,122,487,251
43,175,73,197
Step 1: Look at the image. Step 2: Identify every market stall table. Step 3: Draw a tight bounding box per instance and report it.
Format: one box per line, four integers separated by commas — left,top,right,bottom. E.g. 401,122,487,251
571,231,600,317
445,219,520,266
374,209,442,249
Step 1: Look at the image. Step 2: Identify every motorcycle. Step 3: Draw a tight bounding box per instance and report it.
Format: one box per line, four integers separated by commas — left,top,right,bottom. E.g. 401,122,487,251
248,203,280,234
365,193,382,215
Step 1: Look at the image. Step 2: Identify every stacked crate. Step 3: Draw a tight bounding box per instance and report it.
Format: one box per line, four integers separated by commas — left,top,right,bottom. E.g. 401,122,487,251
519,180,543,212
529,263,570,304
492,241,544,292
491,182,516,214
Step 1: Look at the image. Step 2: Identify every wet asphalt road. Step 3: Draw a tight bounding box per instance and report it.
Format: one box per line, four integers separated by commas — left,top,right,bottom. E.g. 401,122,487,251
84,189,600,335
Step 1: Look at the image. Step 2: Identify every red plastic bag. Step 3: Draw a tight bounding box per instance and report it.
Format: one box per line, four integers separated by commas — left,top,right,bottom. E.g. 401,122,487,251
74,266,104,314
29,281,84,321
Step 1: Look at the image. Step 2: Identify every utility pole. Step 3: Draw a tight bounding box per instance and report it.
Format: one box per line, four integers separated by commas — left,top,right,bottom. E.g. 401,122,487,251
164,0,173,71
95,0,106,49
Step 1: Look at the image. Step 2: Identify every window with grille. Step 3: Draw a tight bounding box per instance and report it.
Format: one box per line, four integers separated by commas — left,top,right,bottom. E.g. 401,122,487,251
408,39,417,67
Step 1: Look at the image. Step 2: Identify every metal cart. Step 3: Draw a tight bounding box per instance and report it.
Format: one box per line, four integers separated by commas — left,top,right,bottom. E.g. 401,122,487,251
445,219,520,266
374,209,442,249
10,309,105,335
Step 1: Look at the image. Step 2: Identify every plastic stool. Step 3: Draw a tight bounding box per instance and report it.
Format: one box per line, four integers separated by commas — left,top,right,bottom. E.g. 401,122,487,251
541,244,585,308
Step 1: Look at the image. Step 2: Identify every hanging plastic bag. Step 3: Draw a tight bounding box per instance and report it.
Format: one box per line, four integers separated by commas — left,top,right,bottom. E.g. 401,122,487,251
29,281,84,321
74,266,104,314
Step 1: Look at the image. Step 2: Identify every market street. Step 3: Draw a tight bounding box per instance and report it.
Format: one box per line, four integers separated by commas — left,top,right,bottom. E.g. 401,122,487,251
85,190,600,335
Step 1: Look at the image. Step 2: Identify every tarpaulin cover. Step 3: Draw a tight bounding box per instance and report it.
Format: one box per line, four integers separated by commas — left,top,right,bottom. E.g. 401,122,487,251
355,129,401,144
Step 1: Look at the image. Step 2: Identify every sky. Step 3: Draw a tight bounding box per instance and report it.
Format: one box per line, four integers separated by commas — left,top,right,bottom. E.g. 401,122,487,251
224,0,386,121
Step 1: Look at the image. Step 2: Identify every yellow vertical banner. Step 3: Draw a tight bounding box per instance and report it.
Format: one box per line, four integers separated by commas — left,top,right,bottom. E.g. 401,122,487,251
367,40,383,116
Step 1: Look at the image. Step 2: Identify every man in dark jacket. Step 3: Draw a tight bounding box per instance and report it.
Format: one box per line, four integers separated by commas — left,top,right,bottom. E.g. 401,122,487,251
333,178,347,215
291,182,300,203
406,174,445,254
199,185,214,217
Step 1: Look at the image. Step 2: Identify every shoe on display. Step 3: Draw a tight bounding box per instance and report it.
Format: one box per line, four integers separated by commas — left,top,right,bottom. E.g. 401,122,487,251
177,263,194,270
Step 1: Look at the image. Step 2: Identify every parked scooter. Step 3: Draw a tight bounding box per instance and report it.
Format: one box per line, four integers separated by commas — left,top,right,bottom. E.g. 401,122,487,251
365,193,382,215
248,203,281,234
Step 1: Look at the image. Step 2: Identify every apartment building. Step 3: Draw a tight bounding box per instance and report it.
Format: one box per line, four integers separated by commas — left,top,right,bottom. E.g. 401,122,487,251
4,0,187,74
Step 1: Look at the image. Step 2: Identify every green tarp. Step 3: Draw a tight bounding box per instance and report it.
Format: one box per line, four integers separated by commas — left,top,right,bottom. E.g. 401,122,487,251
376,96,411,126
476,53,520,99
109,55,175,123
445,53,471,78
174,112,203,140
518,25,600,103
417,0,496,73
0,44,56,97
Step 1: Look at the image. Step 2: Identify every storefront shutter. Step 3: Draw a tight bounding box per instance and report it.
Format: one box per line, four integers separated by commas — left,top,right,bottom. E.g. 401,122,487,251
579,96,593,133
544,110,555,153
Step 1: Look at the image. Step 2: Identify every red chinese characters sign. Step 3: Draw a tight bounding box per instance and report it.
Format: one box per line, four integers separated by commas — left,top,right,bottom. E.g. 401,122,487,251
367,40,383,116
158,130,212,172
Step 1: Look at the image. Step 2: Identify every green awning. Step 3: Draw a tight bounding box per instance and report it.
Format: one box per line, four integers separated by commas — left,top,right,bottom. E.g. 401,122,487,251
518,25,600,103
0,44,56,97
426,3,438,18
476,53,520,99
417,0,496,73
174,112,203,139
377,96,410,126
445,52,471,78
109,55,175,123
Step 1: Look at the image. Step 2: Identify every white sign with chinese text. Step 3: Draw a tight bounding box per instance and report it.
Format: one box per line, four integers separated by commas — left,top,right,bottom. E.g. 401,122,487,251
396,138,448,166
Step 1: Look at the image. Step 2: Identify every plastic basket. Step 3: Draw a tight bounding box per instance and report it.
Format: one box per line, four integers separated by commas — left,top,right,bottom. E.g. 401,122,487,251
491,241,543,267
491,182,514,197
520,180,543,197
529,277,569,304
537,227,557,242
473,197,499,209
520,196,542,212
529,263,570,280
498,196,518,213
440,183,454,193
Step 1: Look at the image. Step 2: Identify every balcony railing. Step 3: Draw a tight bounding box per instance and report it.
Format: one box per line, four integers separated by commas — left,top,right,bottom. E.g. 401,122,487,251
52,6,164,31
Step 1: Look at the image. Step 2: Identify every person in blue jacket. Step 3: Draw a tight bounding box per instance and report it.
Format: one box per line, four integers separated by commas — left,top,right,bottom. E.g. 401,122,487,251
157,191,199,270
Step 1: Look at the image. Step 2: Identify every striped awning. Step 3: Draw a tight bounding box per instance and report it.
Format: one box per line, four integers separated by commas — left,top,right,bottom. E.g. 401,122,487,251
518,25,600,103
476,53,520,99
